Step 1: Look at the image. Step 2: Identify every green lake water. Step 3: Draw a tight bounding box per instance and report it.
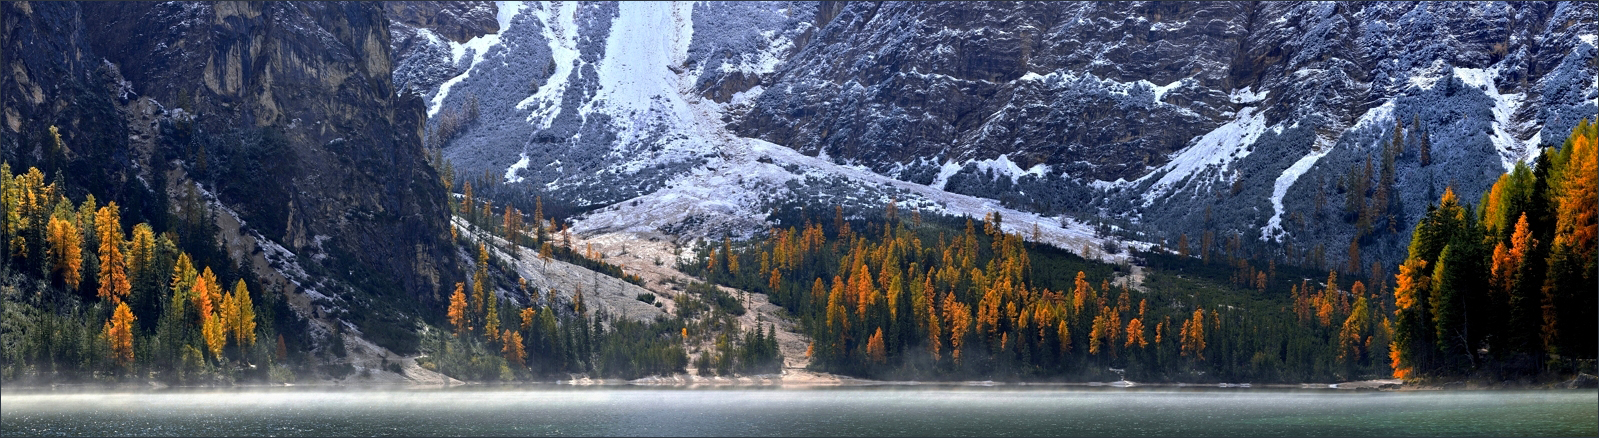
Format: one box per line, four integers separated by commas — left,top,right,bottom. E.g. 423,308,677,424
3,386,1594,436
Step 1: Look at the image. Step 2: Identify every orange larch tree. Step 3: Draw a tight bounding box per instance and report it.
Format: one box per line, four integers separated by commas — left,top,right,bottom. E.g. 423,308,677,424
866,328,887,364
46,215,82,289
502,329,526,368
448,282,468,336
104,300,136,367
95,203,130,302
1125,318,1147,348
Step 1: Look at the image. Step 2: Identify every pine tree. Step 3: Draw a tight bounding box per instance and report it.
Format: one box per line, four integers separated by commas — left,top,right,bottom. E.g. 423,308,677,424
1418,127,1432,167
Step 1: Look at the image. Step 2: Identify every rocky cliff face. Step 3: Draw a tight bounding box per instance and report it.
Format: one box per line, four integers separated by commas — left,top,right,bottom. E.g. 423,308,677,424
387,1,499,95
399,1,1595,271
3,2,459,332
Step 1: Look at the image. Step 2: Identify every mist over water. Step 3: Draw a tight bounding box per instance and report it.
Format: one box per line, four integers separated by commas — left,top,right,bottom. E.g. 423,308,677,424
4,387,1595,437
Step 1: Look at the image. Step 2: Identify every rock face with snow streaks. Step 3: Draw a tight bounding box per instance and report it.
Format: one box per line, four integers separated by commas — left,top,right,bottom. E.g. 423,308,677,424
400,1,1595,270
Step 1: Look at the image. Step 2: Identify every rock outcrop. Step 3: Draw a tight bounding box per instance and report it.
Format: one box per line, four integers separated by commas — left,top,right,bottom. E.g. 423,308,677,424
2,2,461,344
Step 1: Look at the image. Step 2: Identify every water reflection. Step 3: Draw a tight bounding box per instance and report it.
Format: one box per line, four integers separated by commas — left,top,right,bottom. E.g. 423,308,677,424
4,386,1595,437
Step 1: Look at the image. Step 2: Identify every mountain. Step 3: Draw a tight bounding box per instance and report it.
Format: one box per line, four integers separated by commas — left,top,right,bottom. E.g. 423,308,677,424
3,1,461,356
410,1,1596,273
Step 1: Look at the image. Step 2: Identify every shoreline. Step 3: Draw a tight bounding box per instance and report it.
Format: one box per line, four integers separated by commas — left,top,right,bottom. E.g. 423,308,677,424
6,374,1594,393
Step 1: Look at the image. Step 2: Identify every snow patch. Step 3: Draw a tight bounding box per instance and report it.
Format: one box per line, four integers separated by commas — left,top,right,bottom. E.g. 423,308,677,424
430,1,529,117
1261,145,1336,242
505,153,531,183
1454,67,1534,170
931,160,964,191
518,0,582,127
1138,107,1270,206
972,154,1050,183
1230,86,1268,104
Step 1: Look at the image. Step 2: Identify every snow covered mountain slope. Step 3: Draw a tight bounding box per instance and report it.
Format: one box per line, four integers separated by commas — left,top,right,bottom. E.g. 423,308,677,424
399,1,1597,270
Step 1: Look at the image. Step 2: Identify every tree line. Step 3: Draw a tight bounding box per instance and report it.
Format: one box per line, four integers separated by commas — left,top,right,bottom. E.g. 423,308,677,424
2,157,283,383
1389,120,1596,380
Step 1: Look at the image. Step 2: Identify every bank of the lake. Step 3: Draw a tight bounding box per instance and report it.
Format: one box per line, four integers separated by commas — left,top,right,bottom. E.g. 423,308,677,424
4,386,1595,437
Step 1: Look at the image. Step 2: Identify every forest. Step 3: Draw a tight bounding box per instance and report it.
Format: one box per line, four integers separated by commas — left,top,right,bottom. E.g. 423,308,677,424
681,121,1595,384
1,121,1592,385
0,157,289,384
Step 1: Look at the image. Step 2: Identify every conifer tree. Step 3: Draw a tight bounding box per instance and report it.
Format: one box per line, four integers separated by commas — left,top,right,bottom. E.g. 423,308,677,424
1339,295,1371,363
46,215,82,289
128,223,156,283
503,329,525,367
1125,318,1147,348
202,301,227,360
485,284,501,342
448,282,468,336
96,203,130,302
232,279,256,347
1180,308,1206,360
1541,120,1596,357
105,301,136,367
866,328,887,364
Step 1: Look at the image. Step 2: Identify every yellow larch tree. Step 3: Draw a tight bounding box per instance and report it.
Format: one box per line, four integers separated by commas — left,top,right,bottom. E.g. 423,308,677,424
196,267,221,319
104,300,136,366
96,203,131,302
46,215,83,289
927,293,942,361
202,302,227,360
191,274,214,321
520,306,536,332
1180,308,1206,360
232,279,256,347
866,328,887,364
1125,318,1147,348
1339,296,1371,363
448,282,468,336
943,292,971,365
128,223,156,281
170,252,197,315
503,329,526,368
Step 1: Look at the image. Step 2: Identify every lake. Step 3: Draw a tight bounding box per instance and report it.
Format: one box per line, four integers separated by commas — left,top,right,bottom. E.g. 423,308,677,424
3,386,1595,436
